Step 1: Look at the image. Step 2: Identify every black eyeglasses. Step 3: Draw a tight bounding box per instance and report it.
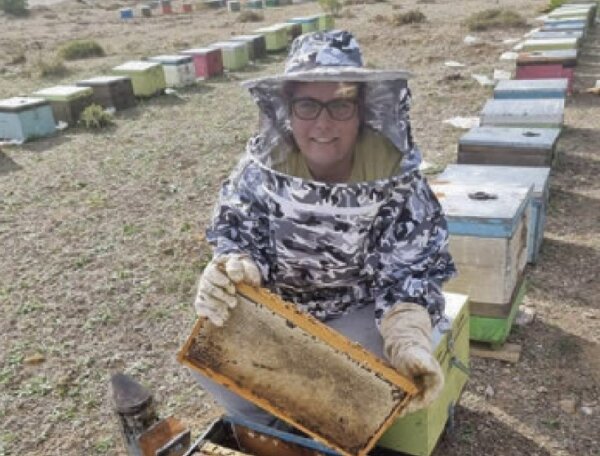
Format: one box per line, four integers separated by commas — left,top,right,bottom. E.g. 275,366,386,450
290,97,358,121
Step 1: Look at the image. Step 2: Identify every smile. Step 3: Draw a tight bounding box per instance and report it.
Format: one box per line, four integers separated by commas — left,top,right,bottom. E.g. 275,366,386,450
311,137,338,144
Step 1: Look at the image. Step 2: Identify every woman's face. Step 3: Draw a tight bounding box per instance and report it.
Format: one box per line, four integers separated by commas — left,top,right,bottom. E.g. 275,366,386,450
289,82,360,182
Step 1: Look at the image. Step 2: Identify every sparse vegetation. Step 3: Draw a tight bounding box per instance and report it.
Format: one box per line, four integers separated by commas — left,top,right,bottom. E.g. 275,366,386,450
59,39,105,61
35,57,68,77
391,9,426,25
0,0,28,16
344,0,385,5
237,10,263,22
540,0,568,13
318,0,342,16
79,104,114,129
465,8,526,31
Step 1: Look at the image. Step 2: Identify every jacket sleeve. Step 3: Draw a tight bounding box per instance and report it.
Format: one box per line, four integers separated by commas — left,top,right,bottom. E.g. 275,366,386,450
370,176,456,328
205,158,273,281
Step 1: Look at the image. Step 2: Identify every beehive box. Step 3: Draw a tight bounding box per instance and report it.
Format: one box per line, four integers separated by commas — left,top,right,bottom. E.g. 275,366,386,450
265,0,278,7
112,61,166,98
287,16,319,33
229,35,267,61
305,13,334,31
549,7,593,22
431,183,531,313
227,0,240,11
469,278,527,345
208,41,249,71
457,126,561,167
521,37,580,52
246,0,263,9
0,97,56,142
480,98,565,129
493,78,568,99
529,30,584,40
543,17,588,27
377,293,469,456
254,25,288,52
437,164,551,264
32,85,94,126
178,284,417,456
76,76,136,111
516,50,578,93
540,21,587,32
147,54,196,87
180,48,223,79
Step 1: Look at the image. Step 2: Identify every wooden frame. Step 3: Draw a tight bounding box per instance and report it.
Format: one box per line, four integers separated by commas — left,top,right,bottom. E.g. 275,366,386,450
178,284,417,456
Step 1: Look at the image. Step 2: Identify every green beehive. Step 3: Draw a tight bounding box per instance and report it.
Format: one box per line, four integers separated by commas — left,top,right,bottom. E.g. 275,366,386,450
208,41,249,71
31,85,94,126
377,292,470,456
246,0,263,8
287,16,319,33
265,0,278,7
306,13,334,31
469,279,527,347
112,61,166,98
254,25,288,52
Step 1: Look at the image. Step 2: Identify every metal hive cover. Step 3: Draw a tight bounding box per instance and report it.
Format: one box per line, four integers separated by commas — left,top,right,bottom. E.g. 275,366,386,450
178,284,417,456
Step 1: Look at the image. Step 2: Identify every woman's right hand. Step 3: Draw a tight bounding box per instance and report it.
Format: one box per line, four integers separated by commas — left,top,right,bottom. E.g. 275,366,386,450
193,254,262,326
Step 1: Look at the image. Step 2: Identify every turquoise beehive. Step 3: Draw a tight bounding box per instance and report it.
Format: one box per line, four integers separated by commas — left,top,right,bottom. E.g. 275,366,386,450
0,97,57,142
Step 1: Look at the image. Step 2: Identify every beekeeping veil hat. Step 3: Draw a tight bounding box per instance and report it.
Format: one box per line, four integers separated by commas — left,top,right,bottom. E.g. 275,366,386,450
241,29,420,174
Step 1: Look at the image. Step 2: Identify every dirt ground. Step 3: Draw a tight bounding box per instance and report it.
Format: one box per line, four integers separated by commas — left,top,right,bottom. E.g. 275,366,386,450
0,0,599,454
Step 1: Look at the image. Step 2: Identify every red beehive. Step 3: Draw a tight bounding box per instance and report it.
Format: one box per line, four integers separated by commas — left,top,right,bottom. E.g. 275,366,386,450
182,2,192,13
161,0,172,14
180,47,223,79
516,50,577,94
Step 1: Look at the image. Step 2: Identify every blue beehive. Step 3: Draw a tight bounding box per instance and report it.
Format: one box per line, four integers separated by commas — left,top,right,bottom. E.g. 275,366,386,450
493,78,568,99
120,7,134,19
0,97,56,143
437,164,551,263
457,126,561,167
480,98,565,129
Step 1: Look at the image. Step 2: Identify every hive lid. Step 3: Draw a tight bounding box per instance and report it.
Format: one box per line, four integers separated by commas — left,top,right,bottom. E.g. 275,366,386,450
430,183,532,238
147,54,193,65
459,126,561,150
209,41,246,49
32,85,93,101
180,47,218,55
495,78,568,92
113,60,161,72
0,97,48,112
438,164,551,199
178,284,417,456
76,75,131,85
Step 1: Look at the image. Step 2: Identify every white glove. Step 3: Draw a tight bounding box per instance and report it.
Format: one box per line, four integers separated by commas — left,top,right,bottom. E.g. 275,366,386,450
380,302,444,415
193,253,261,326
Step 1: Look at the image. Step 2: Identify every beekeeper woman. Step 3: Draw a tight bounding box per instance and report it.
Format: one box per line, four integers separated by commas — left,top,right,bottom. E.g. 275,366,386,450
192,30,456,424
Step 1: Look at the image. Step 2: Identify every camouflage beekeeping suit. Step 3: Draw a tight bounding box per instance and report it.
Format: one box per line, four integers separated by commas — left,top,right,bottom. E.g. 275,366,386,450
206,30,456,328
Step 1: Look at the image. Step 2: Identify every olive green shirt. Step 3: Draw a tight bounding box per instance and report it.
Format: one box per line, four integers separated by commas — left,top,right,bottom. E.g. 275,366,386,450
274,129,403,182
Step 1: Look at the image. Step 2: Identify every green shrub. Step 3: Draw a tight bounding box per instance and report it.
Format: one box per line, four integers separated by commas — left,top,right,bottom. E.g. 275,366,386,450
35,57,68,78
59,40,105,61
237,10,263,22
79,104,114,130
391,9,426,25
0,0,29,16
465,9,526,31
540,0,568,13
318,0,342,16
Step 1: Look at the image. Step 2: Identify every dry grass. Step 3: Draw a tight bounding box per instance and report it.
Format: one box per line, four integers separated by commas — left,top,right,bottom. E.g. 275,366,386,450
391,9,426,25
464,8,526,31
237,10,264,22
59,39,105,61
34,57,68,77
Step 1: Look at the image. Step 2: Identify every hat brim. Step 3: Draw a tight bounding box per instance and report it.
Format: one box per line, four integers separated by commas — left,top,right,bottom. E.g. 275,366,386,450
241,67,413,89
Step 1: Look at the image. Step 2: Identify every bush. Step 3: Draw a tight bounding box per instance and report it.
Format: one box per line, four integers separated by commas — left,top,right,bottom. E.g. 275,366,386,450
59,40,105,61
237,10,263,22
79,104,114,130
35,58,68,78
318,0,342,16
540,0,568,13
391,9,426,25
0,0,29,16
465,9,526,31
